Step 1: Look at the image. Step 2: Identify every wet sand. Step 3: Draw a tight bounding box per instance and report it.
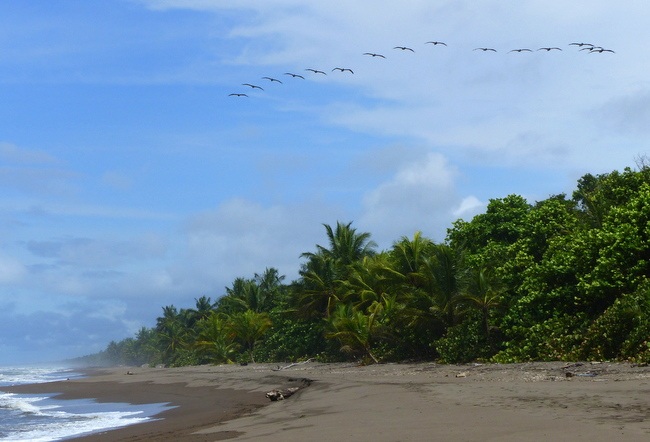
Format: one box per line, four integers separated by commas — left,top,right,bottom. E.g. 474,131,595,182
3,362,650,441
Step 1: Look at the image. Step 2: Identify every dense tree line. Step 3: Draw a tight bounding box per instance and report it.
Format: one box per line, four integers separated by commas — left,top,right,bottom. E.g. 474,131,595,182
90,166,650,366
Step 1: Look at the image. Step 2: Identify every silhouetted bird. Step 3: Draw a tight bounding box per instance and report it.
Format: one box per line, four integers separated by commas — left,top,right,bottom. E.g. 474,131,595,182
229,93,248,97
332,67,354,74
538,47,562,51
509,48,532,53
569,42,594,47
305,68,327,75
363,52,386,58
242,83,264,90
425,41,447,46
262,77,282,83
590,48,615,53
284,72,305,79
474,47,497,52
394,46,415,52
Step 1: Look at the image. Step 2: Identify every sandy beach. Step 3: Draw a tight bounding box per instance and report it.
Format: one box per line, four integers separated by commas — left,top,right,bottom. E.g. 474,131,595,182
4,361,650,441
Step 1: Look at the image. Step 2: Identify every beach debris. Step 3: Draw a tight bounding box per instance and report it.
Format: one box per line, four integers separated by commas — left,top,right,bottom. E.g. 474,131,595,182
266,387,300,401
455,372,468,378
272,358,314,371
265,378,313,401
126,371,135,375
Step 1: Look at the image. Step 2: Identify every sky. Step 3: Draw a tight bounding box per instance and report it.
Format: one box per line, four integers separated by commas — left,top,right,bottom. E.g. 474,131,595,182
1,0,649,364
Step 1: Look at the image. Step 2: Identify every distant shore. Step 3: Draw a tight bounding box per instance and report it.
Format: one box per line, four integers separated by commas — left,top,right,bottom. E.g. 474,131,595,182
4,362,650,441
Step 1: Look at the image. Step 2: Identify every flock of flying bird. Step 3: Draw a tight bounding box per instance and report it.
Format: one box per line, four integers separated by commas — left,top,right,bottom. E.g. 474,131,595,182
228,41,614,97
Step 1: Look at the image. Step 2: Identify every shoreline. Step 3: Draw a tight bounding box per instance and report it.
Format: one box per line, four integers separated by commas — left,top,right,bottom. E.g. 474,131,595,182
3,362,650,441
2,365,295,441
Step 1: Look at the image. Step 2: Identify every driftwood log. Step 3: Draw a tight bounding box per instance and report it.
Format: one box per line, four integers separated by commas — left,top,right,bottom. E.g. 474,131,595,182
265,377,313,401
272,358,314,371
266,387,300,401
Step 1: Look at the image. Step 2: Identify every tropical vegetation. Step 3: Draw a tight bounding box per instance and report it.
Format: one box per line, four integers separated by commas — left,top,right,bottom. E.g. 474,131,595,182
84,166,650,366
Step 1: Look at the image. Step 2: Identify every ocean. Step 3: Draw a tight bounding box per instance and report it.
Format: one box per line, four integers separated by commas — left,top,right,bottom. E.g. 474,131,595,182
0,366,172,441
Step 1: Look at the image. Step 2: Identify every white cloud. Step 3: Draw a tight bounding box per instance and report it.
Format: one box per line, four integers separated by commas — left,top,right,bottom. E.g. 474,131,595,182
179,198,336,285
360,152,460,243
453,195,484,218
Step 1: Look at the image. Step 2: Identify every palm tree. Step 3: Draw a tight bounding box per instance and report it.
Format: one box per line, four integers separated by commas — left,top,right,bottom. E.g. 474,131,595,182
458,267,506,339
297,253,340,318
157,319,188,363
425,244,467,327
184,296,215,327
255,267,285,311
340,253,393,311
194,313,237,364
327,302,384,364
303,221,377,278
219,277,263,313
389,232,436,288
156,305,179,332
226,310,272,362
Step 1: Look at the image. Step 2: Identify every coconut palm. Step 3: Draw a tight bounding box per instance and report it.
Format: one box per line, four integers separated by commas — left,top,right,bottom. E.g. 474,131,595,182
194,313,237,364
326,303,381,364
425,244,467,327
303,221,377,278
389,232,436,288
297,253,340,318
458,266,506,339
226,310,272,362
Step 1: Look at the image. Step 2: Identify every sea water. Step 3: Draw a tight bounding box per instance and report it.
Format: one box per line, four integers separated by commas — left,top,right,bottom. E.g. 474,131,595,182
0,366,173,441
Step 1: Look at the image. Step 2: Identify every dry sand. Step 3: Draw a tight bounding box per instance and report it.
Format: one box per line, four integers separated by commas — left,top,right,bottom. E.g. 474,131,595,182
4,361,650,441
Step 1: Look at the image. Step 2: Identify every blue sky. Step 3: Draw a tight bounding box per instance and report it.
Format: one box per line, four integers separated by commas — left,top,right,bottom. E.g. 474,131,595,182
1,0,648,364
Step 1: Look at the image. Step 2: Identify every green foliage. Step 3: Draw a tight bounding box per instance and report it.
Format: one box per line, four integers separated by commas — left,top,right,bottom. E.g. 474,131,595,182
575,282,650,362
95,167,650,366
435,312,492,363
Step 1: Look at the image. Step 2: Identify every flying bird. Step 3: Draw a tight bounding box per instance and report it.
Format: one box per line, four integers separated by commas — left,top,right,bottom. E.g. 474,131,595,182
509,48,532,53
569,42,594,47
284,72,305,79
474,47,497,52
228,93,248,97
425,41,447,46
242,83,264,90
394,46,415,52
538,47,562,51
332,67,354,74
262,76,282,83
306,68,327,74
363,52,386,58
579,46,600,52
590,47,615,53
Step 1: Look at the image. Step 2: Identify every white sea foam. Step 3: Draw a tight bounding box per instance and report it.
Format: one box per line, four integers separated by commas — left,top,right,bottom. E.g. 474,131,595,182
0,366,78,387
2,409,151,441
0,393,53,415
0,367,172,442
